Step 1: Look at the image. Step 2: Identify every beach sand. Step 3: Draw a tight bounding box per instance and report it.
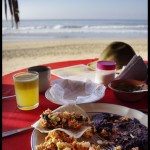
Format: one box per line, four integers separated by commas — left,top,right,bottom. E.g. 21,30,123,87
2,38,148,75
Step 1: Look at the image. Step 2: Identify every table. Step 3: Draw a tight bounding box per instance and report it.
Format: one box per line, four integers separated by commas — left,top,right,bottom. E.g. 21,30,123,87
2,58,148,150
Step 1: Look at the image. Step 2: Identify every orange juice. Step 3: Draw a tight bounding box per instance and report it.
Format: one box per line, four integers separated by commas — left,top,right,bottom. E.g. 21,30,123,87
13,72,39,110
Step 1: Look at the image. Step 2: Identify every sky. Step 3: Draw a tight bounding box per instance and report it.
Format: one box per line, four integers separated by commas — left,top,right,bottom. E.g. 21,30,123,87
2,0,148,20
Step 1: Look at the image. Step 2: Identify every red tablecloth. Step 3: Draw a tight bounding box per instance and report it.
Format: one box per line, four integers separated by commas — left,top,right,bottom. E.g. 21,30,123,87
2,58,148,150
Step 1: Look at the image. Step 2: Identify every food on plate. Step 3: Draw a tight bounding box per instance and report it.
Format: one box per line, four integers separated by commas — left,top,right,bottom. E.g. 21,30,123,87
34,105,147,150
82,128,97,139
36,130,100,150
92,112,148,150
40,109,93,130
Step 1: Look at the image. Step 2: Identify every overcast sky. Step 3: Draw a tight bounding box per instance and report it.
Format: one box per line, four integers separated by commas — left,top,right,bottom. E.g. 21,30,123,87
2,0,148,20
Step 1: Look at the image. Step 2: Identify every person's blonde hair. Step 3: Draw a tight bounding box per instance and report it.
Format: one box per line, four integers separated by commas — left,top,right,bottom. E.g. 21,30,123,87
100,41,136,70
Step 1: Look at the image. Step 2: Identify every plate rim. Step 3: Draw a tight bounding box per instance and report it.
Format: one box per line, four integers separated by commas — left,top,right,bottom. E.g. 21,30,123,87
45,88,105,105
45,88,63,105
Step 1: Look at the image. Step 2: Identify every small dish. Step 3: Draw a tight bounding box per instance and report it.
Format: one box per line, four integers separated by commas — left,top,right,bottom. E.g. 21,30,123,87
108,79,148,102
45,79,106,105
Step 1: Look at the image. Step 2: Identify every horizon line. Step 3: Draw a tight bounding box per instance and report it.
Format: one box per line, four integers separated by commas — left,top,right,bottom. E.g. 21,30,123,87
2,18,147,21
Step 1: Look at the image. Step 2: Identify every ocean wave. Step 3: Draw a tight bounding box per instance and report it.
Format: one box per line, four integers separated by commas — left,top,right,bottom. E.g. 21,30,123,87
82,25,146,29
2,19,147,41
2,24,147,35
53,25,63,29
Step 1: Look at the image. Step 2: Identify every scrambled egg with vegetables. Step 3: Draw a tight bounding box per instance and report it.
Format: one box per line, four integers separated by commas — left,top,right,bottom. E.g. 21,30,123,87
40,109,93,130
36,130,100,150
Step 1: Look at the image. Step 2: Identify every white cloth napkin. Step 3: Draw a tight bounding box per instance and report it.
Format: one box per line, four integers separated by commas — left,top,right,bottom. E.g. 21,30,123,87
49,79,106,104
116,55,147,81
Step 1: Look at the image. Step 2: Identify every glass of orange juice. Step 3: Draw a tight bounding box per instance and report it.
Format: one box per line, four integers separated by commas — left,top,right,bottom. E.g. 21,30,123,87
13,72,39,110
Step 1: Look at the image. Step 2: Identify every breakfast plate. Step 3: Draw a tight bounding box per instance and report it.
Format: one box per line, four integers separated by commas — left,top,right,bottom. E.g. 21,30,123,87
31,103,147,150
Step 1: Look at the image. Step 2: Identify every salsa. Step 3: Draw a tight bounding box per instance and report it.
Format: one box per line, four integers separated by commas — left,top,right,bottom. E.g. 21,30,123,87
114,83,143,92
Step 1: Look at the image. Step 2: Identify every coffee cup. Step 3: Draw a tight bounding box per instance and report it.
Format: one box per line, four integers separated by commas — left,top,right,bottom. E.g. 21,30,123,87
28,66,50,92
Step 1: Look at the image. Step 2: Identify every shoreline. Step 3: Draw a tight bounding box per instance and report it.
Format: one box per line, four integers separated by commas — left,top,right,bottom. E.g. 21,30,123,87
3,38,148,75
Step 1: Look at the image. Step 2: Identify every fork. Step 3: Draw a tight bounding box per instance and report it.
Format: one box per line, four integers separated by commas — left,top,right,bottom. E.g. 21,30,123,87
2,95,16,99
91,133,114,150
2,126,33,138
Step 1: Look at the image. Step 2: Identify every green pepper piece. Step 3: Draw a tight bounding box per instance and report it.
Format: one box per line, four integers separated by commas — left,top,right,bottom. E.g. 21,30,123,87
51,115,57,121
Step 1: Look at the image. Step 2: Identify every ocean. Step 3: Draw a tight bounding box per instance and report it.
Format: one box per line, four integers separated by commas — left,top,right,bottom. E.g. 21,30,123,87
2,19,147,42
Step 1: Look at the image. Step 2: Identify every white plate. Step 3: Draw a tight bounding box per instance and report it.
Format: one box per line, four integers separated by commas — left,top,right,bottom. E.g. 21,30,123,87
45,88,61,105
31,103,147,150
45,79,64,105
45,79,106,105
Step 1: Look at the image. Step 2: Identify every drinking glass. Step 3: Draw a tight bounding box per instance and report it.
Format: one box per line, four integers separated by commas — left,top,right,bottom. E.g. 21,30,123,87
13,72,39,110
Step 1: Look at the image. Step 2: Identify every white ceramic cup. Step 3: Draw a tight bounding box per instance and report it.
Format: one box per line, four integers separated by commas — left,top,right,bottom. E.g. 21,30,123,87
28,66,50,92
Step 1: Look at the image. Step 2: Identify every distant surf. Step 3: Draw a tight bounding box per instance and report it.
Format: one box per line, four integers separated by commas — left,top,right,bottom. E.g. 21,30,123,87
2,19,147,41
